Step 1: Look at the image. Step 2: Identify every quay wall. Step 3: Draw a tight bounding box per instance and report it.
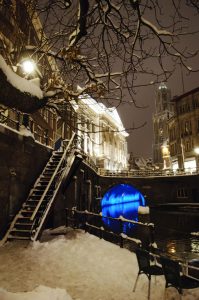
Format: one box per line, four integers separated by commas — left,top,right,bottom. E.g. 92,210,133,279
64,162,199,212
0,124,199,237
0,125,51,238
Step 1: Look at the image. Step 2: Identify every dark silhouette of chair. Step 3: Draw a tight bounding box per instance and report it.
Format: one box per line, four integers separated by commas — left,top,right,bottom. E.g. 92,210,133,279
160,256,199,299
133,247,163,300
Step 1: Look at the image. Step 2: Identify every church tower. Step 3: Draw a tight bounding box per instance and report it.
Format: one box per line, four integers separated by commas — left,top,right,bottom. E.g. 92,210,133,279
152,83,173,168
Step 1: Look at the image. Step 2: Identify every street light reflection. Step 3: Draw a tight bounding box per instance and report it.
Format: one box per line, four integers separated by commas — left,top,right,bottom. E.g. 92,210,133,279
167,241,176,254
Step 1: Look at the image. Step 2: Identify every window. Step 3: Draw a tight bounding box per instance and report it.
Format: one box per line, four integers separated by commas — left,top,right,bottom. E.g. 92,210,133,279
181,120,192,136
185,140,191,152
170,143,177,156
169,127,176,141
193,97,199,109
177,188,188,198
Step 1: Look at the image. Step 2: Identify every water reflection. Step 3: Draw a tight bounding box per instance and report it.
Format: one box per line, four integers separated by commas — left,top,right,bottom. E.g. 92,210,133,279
166,241,177,255
156,235,199,261
101,184,146,234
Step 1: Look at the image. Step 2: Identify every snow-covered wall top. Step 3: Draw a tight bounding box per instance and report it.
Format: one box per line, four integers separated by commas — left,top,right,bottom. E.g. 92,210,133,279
0,55,43,99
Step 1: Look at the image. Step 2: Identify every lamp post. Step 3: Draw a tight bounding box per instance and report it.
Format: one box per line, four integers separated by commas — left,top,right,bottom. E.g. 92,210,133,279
19,58,38,129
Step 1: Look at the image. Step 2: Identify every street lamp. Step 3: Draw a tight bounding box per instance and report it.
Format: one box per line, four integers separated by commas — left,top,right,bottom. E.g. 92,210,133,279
18,58,39,130
21,59,36,74
19,57,42,78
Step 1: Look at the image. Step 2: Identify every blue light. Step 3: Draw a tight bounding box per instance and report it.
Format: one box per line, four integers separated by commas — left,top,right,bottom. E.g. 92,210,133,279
101,184,146,234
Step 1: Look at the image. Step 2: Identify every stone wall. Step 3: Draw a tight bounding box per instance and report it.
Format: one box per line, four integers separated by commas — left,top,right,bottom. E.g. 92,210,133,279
55,162,99,227
62,165,199,237
0,125,52,238
98,174,199,207
1,123,198,238
63,162,199,216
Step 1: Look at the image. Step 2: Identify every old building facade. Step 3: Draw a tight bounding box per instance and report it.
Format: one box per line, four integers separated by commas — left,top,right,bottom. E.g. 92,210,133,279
0,0,77,148
0,0,128,171
0,0,129,238
168,87,199,172
74,95,129,171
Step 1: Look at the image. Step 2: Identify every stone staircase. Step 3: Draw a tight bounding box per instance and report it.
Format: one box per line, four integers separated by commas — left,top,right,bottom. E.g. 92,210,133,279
1,133,82,243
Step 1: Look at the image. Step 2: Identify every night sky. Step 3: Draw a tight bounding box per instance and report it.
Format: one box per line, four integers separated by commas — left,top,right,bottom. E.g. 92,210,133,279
32,2,199,159
117,4,199,159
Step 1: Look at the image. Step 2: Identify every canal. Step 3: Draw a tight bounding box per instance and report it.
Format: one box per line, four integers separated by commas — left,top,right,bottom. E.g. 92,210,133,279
101,183,199,263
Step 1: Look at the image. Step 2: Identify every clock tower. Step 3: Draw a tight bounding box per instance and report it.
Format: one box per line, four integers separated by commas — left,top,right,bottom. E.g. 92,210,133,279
152,83,173,168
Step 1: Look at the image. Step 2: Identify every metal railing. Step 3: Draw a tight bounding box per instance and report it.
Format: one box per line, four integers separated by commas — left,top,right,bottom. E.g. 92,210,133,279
0,108,53,147
82,154,98,173
98,168,199,178
65,208,199,281
30,133,77,241
30,133,75,221
66,208,154,249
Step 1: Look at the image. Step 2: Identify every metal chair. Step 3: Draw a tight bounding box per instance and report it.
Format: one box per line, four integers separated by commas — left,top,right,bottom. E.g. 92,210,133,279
160,256,199,299
133,247,163,300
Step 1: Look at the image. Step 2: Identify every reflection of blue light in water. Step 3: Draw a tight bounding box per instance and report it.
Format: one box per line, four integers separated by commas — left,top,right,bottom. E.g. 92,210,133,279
101,184,146,234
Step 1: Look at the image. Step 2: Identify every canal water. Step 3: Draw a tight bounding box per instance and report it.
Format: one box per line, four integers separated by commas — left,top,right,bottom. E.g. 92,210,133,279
154,231,199,261
100,183,199,262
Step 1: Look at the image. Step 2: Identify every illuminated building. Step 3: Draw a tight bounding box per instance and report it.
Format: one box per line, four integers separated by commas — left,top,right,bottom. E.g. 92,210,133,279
152,83,173,169
168,87,199,172
0,2,128,172
73,94,129,171
0,0,76,147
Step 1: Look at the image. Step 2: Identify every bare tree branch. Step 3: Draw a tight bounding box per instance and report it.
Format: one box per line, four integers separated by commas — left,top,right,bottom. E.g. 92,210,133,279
0,0,198,115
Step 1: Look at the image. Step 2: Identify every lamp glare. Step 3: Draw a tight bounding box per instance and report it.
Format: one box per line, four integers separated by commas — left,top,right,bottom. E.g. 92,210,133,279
194,147,199,155
22,60,35,74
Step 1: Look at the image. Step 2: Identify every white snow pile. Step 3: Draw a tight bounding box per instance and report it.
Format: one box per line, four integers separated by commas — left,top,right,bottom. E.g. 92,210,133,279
19,125,34,138
191,232,199,236
0,227,198,300
138,206,150,214
0,55,43,99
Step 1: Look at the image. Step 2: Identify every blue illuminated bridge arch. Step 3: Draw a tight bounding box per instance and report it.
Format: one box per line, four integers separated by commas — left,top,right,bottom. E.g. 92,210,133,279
101,183,146,234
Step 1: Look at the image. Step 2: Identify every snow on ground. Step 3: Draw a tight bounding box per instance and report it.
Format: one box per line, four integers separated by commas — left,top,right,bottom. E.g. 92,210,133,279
0,228,198,300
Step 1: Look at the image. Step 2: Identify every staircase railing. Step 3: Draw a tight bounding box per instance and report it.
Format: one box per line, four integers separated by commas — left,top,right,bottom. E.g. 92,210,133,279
30,132,76,222
31,146,79,241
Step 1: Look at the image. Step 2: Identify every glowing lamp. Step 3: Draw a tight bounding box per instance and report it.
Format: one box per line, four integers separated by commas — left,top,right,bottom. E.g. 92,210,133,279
21,59,35,74
162,145,169,156
194,147,199,155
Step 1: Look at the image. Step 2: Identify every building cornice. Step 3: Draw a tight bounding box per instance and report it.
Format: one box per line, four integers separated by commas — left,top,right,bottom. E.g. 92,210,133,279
172,86,199,102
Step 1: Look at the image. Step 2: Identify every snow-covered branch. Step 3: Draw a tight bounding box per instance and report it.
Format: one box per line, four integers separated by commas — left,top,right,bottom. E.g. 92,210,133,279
1,0,198,114
0,55,65,113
